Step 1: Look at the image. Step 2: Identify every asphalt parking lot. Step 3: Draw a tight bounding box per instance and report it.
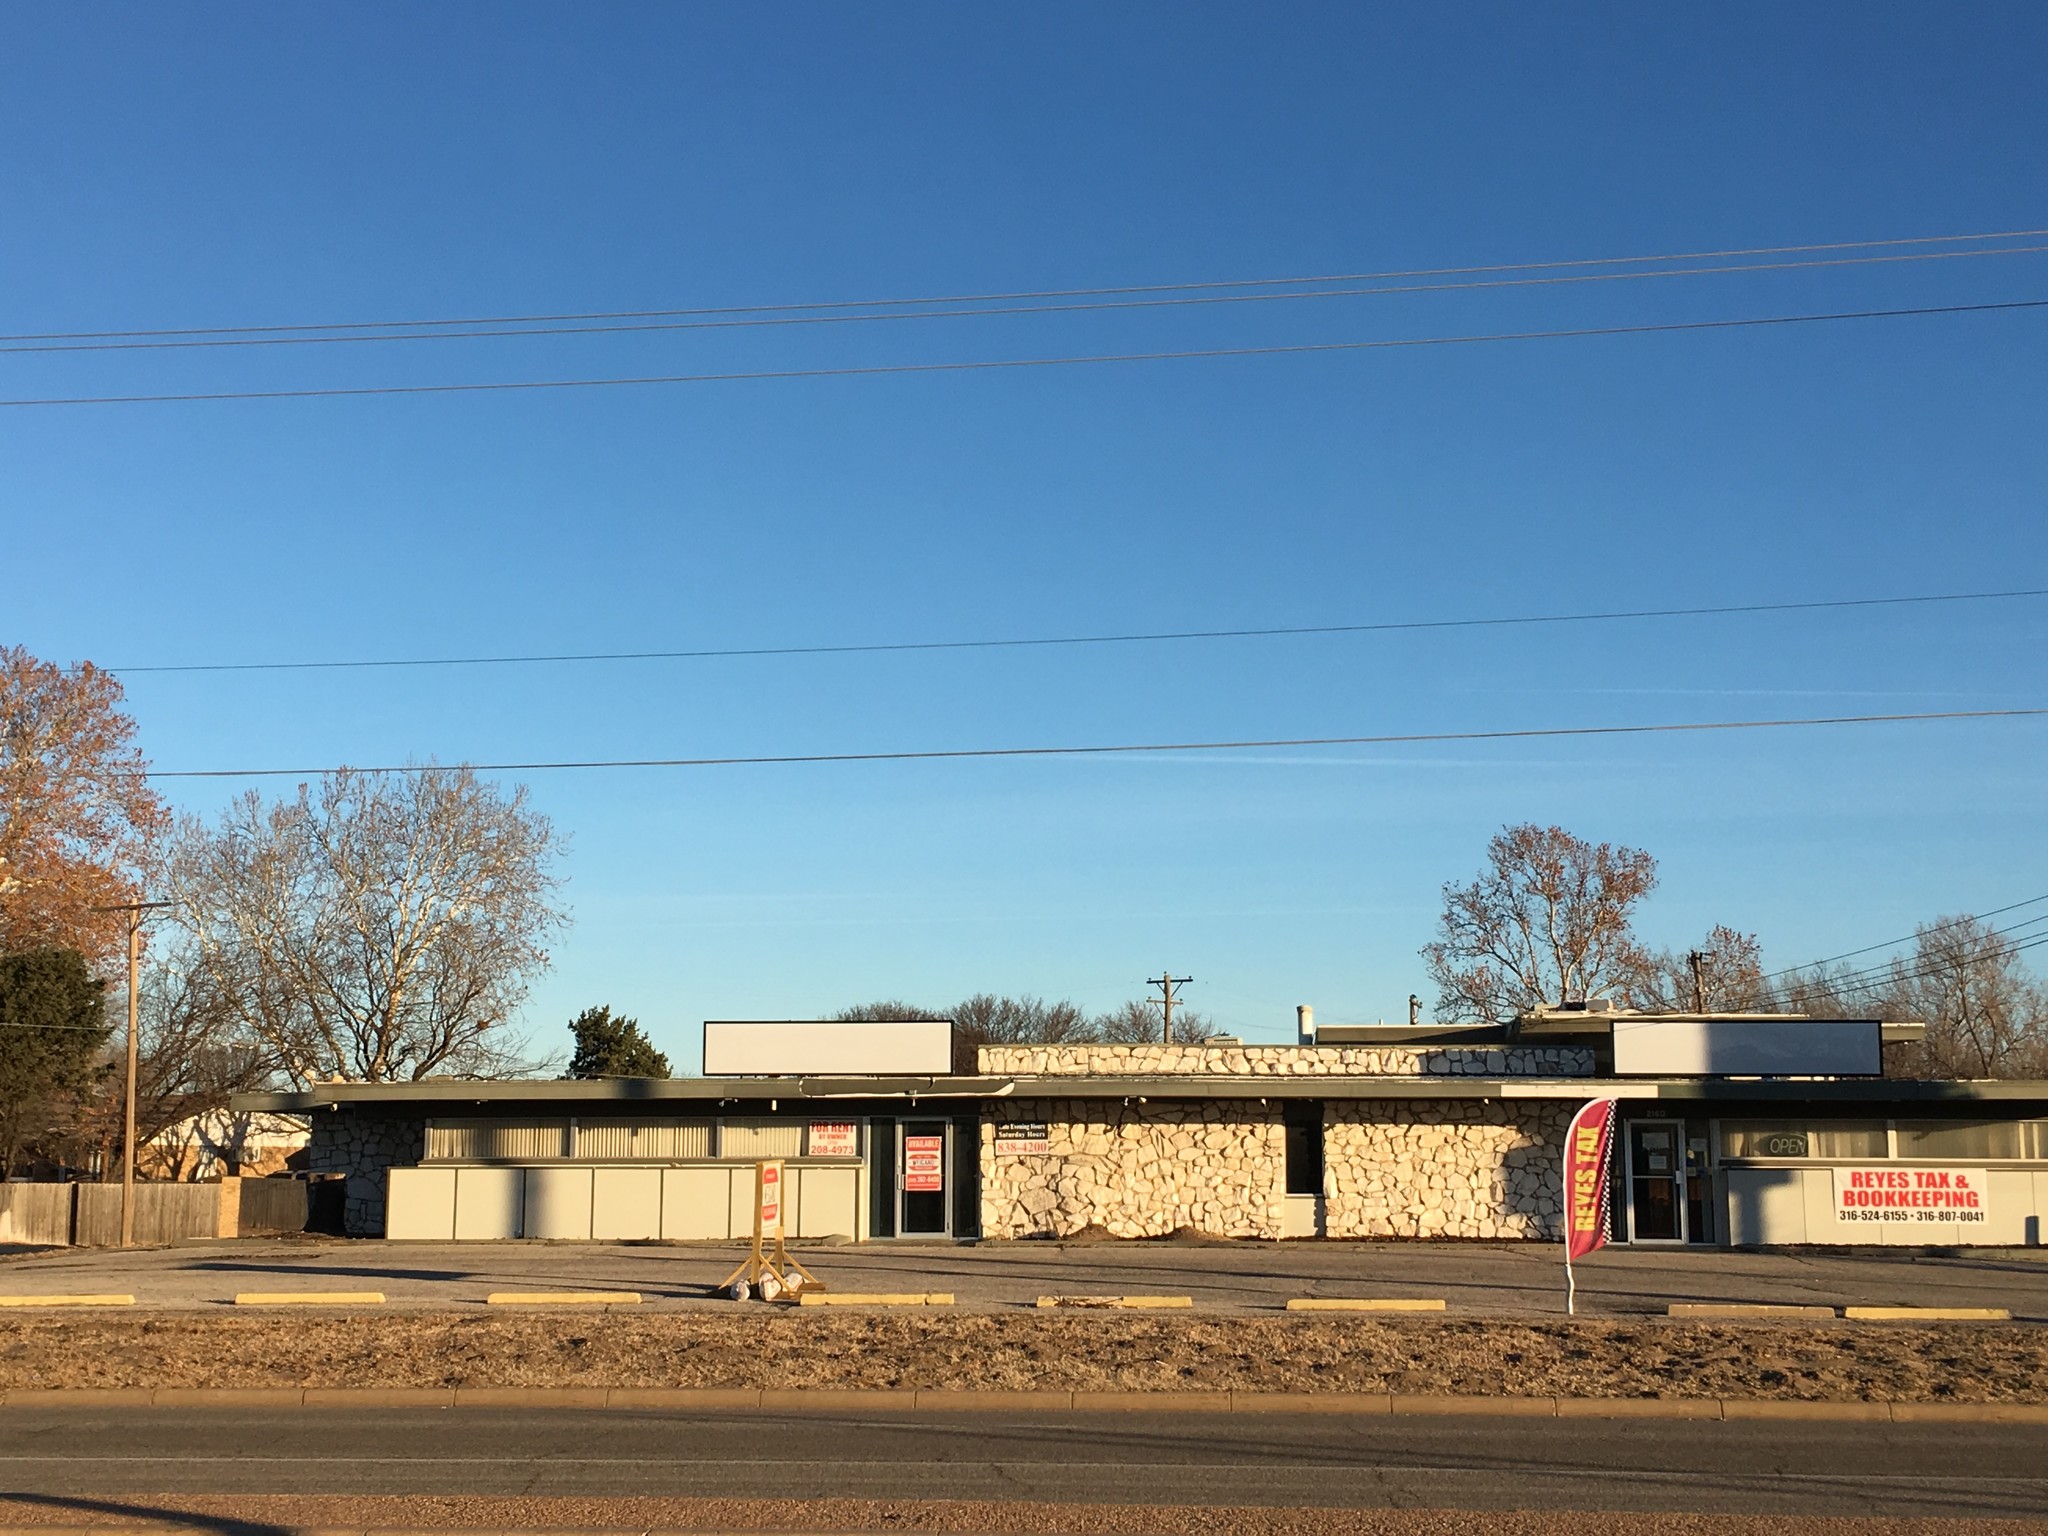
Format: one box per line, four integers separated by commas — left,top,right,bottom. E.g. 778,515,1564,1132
1,1236,2044,1317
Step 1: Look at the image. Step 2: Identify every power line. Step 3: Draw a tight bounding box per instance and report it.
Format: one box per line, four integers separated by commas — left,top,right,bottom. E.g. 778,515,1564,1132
6,298,2044,410
134,705,2048,780
11,224,2043,343
1783,910,2048,994
102,585,2048,678
9,244,2043,357
1760,893,2048,983
1788,929,2048,1001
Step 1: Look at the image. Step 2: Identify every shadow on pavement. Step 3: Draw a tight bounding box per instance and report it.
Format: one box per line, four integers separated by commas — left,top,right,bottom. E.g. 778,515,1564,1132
0,1493,292,1536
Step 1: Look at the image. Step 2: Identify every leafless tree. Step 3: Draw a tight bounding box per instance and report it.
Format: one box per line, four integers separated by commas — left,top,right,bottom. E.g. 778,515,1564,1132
1878,915,2048,1079
166,766,567,1086
1422,823,1659,1023
1628,925,1768,1012
1091,998,1223,1044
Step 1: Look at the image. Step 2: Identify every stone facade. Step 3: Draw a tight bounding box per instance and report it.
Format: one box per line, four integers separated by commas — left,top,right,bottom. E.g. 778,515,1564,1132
978,1044,1594,1078
980,1099,1285,1239
307,1112,423,1236
1322,1098,1569,1240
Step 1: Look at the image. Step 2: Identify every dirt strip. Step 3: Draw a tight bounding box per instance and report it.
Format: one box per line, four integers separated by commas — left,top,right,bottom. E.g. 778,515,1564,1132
0,1312,2043,1401
0,1497,2045,1536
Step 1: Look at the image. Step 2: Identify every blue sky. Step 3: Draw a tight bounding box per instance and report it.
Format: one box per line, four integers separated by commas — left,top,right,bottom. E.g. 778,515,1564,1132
4,4,2045,1068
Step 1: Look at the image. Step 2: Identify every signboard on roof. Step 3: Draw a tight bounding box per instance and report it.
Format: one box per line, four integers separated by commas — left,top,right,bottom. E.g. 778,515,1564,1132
1611,1018,1881,1077
703,1019,954,1076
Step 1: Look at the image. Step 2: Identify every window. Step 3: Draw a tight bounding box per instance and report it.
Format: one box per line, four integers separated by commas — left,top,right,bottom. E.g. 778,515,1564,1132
1895,1120,2048,1161
1719,1120,1887,1160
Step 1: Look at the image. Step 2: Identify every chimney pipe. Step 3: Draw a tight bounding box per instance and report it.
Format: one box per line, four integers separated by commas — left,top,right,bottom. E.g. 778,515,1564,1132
1409,993,1421,1026
1296,1004,1316,1045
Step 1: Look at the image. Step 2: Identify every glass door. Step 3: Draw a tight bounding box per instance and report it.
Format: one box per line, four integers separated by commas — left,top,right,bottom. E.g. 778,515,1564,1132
1626,1119,1686,1243
897,1120,950,1237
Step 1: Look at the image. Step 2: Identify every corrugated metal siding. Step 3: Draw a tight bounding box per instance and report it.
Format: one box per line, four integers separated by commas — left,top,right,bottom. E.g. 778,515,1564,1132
719,1120,805,1159
572,1121,712,1160
426,1120,568,1161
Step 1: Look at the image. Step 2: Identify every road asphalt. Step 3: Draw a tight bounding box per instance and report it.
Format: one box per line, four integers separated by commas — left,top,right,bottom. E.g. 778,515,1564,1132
3,1237,2047,1317
0,1405,2043,1520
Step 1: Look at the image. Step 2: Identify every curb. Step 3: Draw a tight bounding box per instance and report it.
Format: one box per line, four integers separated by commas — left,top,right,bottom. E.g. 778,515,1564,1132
0,1386,2042,1421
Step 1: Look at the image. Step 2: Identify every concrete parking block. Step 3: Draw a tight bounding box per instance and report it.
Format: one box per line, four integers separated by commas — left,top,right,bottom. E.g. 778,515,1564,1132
0,1295,134,1308
233,1291,385,1306
483,1291,641,1306
1843,1306,2011,1321
796,1292,955,1306
1286,1297,1445,1312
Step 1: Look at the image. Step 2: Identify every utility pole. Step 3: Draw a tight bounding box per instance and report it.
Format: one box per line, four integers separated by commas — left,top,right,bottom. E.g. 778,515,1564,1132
1146,971,1192,1043
1687,950,1708,1013
95,900,171,1248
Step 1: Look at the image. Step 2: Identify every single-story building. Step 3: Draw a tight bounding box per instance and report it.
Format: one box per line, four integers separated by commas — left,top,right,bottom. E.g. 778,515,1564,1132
233,1006,2048,1247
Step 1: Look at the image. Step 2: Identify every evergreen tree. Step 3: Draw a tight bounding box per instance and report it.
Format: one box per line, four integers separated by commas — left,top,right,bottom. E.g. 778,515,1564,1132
564,1006,670,1079
0,947,111,1175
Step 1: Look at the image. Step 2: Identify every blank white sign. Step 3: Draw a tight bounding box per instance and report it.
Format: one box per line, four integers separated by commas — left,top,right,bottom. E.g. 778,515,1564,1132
702,1019,955,1076
1611,1018,1881,1077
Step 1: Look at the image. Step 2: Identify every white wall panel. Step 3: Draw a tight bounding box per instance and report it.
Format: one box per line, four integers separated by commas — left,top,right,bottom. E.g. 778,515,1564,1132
793,1166,859,1238
523,1167,594,1240
592,1167,662,1240
454,1168,524,1239
661,1166,736,1239
386,1167,456,1240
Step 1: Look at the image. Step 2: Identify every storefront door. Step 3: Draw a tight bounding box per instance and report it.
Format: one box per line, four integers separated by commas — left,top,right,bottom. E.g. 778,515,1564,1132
898,1121,950,1237
1626,1119,1686,1243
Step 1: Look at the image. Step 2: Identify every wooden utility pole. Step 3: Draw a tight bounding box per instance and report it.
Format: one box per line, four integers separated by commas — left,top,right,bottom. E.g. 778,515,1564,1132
1147,971,1192,1043
1687,950,1708,1013
95,900,171,1248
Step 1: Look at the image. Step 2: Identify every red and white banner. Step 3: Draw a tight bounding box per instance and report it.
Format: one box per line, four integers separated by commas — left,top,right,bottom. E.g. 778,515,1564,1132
1562,1100,1616,1313
1834,1167,1989,1227
904,1135,945,1192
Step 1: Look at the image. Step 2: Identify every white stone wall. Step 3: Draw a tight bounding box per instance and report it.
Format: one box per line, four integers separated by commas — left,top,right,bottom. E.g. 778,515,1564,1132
1323,1098,1569,1240
980,1100,1285,1239
978,1044,1593,1078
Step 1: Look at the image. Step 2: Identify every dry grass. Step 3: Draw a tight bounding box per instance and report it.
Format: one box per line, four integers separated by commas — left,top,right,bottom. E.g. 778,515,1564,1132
1,1311,2043,1401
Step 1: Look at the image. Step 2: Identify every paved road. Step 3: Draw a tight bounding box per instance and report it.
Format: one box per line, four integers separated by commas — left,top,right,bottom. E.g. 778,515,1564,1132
3,1237,2046,1317
0,1406,2043,1520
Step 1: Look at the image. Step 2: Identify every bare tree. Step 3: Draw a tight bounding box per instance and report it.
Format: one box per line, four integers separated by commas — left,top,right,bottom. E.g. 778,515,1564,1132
1880,915,2048,1079
1628,925,1767,1012
1422,823,1659,1023
1092,998,1223,1043
167,766,567,1085
0,646,168,970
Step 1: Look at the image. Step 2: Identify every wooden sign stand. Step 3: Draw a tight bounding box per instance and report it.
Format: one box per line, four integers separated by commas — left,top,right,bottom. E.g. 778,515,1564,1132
718,1159,822,1300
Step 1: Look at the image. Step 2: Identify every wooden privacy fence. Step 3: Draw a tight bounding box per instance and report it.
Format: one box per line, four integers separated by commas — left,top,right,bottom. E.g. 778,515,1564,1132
0,1178,311,1246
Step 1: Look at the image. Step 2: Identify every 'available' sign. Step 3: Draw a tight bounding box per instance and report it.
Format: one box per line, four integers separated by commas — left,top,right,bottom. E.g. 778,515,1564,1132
1832,1166,1989,1228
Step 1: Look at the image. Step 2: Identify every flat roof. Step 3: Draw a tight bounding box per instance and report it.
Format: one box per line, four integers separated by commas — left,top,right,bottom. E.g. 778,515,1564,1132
236,1071,2048,1114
